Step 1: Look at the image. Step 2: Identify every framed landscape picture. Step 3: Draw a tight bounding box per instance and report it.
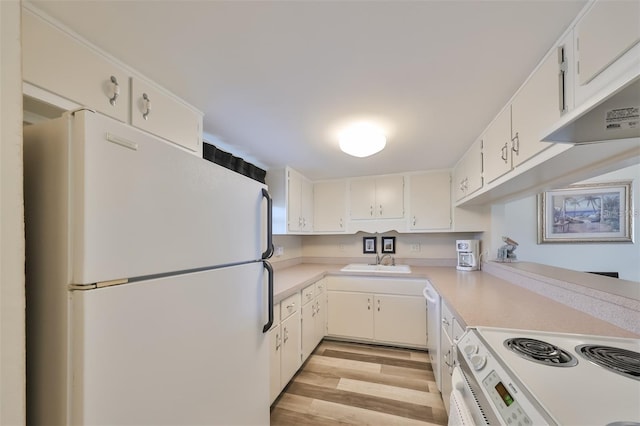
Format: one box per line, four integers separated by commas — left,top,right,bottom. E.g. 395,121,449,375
537,181,633,243
362,236,377,254
381,236,396,254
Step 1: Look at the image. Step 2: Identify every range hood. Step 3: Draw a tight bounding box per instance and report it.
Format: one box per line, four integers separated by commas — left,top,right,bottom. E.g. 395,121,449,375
542,72,640,145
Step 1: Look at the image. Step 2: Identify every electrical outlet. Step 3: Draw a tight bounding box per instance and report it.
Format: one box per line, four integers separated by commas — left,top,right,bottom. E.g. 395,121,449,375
274,246,284,257
410,243,421,252
338,243,345,251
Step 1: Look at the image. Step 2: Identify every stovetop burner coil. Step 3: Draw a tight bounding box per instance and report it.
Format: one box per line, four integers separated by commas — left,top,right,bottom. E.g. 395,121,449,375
504,337,578,367
576,344,640,381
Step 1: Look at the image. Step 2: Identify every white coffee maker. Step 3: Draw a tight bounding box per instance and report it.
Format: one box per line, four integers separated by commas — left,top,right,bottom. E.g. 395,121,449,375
456,239,480,271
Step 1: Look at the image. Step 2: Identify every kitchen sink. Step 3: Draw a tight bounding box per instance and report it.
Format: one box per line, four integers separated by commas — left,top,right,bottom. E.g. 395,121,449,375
340,263,412,274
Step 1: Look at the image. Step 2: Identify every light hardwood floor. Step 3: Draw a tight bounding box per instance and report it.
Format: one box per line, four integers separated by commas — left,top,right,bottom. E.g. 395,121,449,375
271,340,448,425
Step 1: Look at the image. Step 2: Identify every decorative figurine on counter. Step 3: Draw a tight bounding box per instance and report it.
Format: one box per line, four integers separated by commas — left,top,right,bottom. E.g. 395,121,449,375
497,236,518,262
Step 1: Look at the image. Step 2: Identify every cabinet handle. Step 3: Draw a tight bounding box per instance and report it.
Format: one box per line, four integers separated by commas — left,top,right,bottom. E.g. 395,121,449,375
369,205,373,217
108,76,120,106
442,318,450,326
339,218,343,228
511,132,520,155
275,332,281,350
142,93,151,120
286,302,295,310
500,143,508,162
283,327,289,343
377,299,380,312
558,45,567,114
412,216,416,226
367,298,371,310
379,205,383,216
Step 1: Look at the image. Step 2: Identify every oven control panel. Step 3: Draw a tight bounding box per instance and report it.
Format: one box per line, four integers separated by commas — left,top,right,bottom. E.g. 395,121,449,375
482,370,533,425
457,330,556,426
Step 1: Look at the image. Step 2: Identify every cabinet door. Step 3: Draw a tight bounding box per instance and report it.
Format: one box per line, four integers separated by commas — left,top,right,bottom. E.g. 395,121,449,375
313,180,347,232
576,1,640,86
511,46,563,167
376,175,404,219
280,312,300,387
465,138,483,196
408,172,451,230
268,325,281,404
314,292,327,348
287,170,303,232
374,294,427,347
482,106,512,184
300,298,316,362
22,9,129,123
131,78,202,153
300,178,314,231
327,291,374,340
350,179,376,219
440,327,453,415
314,280,327,347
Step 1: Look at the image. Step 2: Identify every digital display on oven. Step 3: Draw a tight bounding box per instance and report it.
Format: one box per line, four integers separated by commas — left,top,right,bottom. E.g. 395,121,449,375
495,381,514,407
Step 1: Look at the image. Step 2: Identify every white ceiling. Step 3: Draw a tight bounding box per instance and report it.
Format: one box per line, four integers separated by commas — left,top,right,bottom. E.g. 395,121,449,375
30,0,587,180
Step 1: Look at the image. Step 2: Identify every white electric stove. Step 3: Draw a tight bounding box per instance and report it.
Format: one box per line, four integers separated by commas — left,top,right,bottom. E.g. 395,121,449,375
454,327,640,426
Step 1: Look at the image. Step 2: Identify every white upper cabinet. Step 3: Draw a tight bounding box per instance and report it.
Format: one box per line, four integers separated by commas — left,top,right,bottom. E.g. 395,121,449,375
313,180,347,232
22,9,129,123
350,175,404,220
453,138,483,202
407,171,451,231
22,5,203,154
511,33,572,168
575,0,640,88
131,78,202,153
482,106,512,185
286,168,313,233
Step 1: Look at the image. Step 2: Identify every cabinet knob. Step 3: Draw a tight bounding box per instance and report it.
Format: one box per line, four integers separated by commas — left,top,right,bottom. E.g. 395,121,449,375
142,93,151,120
108,76,120,106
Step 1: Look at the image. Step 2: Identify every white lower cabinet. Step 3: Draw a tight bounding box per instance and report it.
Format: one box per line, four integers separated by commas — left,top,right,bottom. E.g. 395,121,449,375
327,291,375,340
440,301,465,415
269,293,300,404
301,279,327,362
374,294,427,347
326,276,427,348
268,318,281,404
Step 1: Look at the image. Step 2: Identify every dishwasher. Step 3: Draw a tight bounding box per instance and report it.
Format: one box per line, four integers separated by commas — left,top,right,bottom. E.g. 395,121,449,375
423,281,441,391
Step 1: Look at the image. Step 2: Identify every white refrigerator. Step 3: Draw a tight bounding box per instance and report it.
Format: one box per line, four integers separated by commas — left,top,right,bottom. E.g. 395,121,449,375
24,110,275,425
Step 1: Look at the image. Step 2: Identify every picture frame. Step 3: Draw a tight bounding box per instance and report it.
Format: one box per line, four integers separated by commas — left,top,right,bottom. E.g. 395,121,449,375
362,236,377,254
537,181,633,243
381,236,396,254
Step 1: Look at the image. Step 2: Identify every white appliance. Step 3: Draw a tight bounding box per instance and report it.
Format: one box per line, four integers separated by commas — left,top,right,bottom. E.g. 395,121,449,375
452,326,640,425
423,282,441,390
456,240,480,271
24,110,275,425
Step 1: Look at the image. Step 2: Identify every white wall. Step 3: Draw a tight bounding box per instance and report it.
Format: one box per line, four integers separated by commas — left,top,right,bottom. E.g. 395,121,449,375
1,0,26,424
300,231,482,262
491,164,640,282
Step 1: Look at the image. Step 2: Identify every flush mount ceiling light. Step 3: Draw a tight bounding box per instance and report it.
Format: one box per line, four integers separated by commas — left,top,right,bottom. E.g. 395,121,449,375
338,122,386,158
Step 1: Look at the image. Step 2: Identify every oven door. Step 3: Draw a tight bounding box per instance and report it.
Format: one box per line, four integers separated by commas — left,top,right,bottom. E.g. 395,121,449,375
449,366,490,425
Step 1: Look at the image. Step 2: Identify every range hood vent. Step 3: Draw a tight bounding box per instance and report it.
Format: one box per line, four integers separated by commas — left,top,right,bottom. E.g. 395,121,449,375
542,75,640,145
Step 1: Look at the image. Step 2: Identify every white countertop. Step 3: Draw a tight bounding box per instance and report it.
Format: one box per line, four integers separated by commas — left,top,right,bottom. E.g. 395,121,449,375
271,260,639,339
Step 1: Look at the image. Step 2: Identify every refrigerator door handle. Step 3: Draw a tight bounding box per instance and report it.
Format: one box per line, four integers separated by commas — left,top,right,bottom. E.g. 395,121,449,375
262,260,274,333
261,188,274,260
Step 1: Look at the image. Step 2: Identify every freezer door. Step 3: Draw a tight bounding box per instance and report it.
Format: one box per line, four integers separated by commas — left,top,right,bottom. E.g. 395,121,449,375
65,110,268,284
69,262,269,425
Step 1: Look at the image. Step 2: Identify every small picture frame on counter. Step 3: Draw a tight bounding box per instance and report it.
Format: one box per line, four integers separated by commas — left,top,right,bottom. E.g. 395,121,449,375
362,236,377,254
381,236,396,254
